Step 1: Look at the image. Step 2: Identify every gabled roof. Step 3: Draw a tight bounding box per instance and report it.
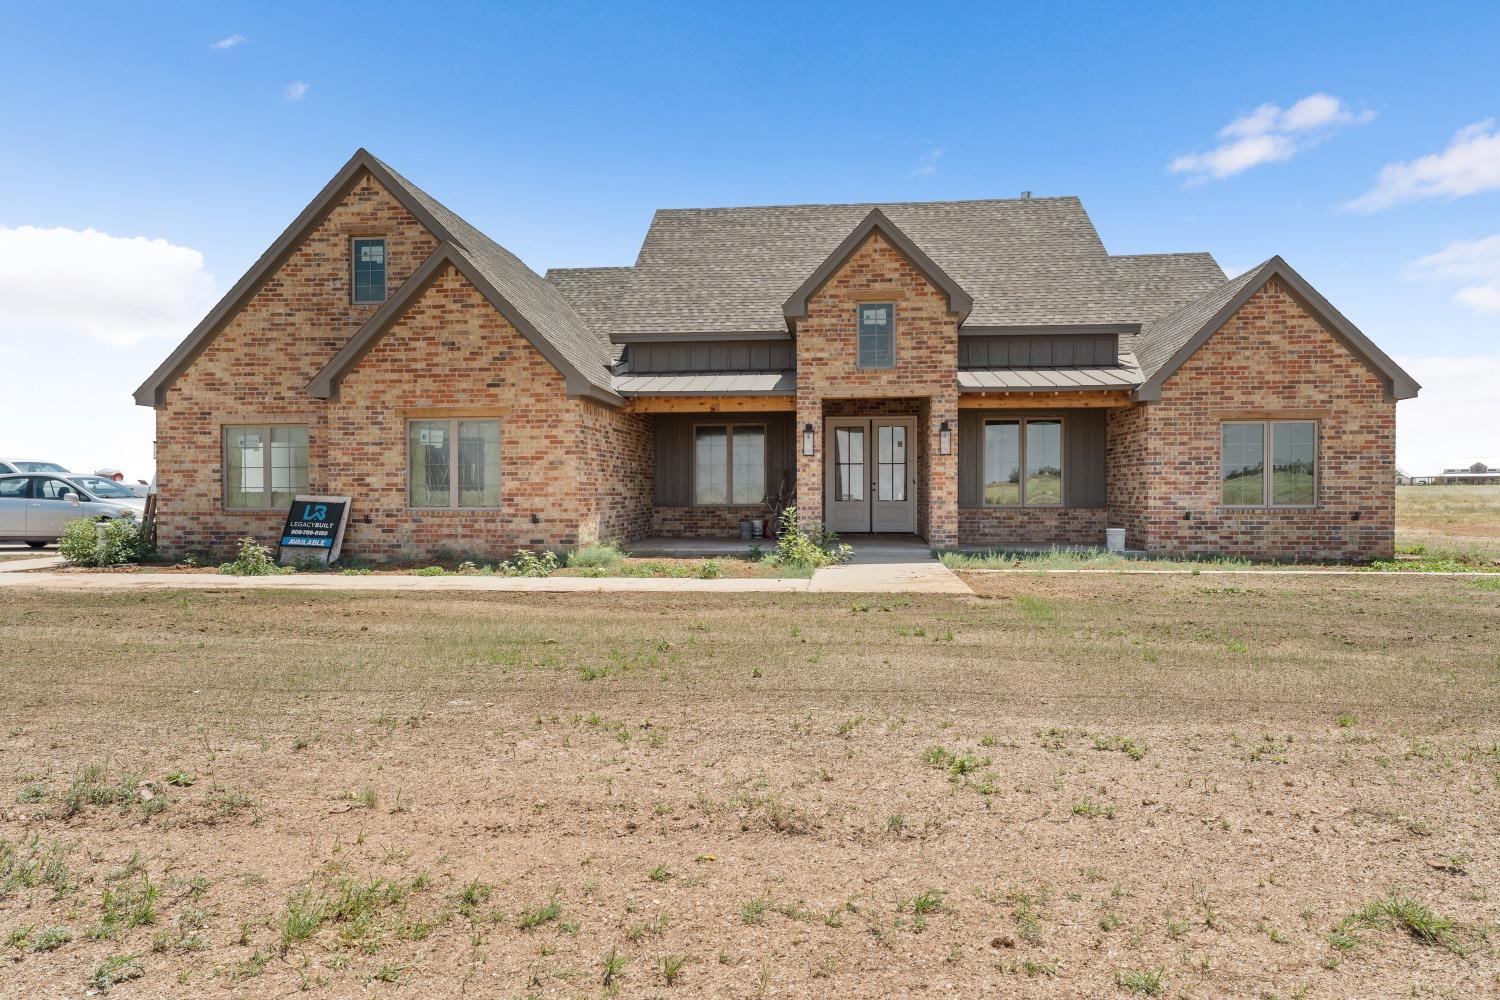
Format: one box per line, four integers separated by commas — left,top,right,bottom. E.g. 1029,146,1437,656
308,243,620,404
546,266,635,359
782,208,973,325
135,149,614,407
1134,256,1420,401
612,196,1144,337
1109,253,1226,322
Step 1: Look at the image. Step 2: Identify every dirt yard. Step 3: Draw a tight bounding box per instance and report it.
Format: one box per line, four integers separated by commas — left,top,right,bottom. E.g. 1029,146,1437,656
1398,484,1500,557
2,578,1497,998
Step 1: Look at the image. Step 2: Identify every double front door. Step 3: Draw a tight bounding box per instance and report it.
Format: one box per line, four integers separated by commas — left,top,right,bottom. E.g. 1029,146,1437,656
824,416,918,534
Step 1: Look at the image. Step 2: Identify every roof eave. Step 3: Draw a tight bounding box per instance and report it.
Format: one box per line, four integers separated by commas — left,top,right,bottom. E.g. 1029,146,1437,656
135,148,457,408
781,208,974,326
1133,257,1420,403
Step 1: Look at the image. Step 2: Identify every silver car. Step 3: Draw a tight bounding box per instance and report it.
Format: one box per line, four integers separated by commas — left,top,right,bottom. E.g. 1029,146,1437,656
0,473,141,548
0,459,70,476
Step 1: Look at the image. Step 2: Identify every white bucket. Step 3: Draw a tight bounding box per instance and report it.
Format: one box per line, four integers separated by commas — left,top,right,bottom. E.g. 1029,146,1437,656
1105,527,1126,553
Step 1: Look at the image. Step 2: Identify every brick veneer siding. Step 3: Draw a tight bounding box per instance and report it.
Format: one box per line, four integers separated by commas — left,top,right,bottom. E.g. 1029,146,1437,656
794,231,960,547
325,265,597,560
153,173,439,558
652,506,772,538
1115,279,1396,560
579,402,653,544
958,507,1109,548
1105,404,1150,550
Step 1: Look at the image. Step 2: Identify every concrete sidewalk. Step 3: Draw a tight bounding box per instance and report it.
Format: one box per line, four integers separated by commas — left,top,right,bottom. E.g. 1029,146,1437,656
0,539,971,595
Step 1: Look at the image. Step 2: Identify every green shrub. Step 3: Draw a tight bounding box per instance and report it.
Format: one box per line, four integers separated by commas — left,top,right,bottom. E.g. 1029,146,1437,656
698,558,724,579
769,507,851,569
567,541,626,570
218,537,290,576
501,549,560,577
58,514,152,567
412,565,446,577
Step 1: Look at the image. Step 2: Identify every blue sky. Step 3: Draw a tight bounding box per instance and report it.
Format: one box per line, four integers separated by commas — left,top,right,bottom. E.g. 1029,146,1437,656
2,0,1497,476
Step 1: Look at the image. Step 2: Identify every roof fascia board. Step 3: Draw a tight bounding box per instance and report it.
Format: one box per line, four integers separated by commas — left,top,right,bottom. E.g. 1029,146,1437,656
960,323,1140,337
782,208,974,325
612,330,792,344
1134,258,1420,402
133,149,456,408
308,246,623,408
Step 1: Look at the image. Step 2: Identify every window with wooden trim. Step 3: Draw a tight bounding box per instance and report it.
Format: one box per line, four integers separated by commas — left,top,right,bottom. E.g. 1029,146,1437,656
693,424,765,505
1221,420,1317,507
982,418,1062,506
223,425,309,509
857,302,894,368
407,419,500,508
352,237,387,304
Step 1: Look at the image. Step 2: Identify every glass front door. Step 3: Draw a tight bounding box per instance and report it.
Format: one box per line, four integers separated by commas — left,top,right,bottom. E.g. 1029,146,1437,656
824,417,917,533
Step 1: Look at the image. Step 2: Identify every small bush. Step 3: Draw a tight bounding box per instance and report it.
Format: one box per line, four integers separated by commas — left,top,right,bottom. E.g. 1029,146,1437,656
768,507,851,569
500,549,560,578
568,541,626,570
218,537,289,576
58,515,152,567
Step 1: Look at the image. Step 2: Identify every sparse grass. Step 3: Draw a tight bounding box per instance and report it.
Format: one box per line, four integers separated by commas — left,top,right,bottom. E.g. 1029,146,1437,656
1116,966,1165,995
517,896,563,931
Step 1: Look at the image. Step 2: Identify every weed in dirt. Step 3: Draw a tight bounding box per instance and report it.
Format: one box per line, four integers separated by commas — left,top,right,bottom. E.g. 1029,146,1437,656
91,876,160,939
1116,966,1165,995
906,888,946,916
1072,797,1116,819
1092,734,1147,760
1344,893,1464,953
30,926,71,952
601,945,628,986
1337,713,1358,728
1007,887,1048,944
90,953,145,991
0,836,74,899
518,896,563,931
16,782,47,804
659,952,688,985
649,865,673,882
886,813,905,833
61,763,138,817
741,898,768,925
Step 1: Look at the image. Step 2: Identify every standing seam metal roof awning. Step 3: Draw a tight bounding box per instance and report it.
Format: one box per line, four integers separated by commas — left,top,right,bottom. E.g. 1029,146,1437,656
957,364,1142,392
612,371,796,395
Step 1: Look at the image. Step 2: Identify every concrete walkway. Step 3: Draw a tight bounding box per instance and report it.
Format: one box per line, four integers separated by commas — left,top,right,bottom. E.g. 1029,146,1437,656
0,538,971,595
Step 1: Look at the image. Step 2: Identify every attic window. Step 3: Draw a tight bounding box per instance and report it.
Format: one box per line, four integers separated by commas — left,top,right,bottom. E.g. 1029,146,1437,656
352,238,387,304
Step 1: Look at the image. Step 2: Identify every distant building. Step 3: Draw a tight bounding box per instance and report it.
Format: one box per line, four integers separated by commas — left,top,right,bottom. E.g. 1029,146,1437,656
1434,462,1500,485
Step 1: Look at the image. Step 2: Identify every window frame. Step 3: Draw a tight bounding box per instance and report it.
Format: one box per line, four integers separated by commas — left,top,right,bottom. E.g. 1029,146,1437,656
690,421,768,507
855,301,896,370
1219,419,1318,509
221,423,310,511
405,418,502,511
350,236,388,305
980,415,1066,508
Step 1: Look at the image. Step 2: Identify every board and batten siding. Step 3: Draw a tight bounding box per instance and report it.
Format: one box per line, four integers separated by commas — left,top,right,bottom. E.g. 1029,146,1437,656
628,340,794,373
653,412,795,505
957,409,1106,508
957,334,1117,369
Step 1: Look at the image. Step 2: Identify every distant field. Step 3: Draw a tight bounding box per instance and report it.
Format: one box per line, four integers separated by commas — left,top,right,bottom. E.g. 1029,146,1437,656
1397,485,1500,557
3,579,1497,997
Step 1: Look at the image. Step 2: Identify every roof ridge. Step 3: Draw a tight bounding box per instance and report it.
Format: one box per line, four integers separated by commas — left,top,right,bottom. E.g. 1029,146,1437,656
651,195,1083,214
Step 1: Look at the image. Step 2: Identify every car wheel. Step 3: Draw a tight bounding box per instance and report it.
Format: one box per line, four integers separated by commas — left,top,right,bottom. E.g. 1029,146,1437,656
26,541,49,549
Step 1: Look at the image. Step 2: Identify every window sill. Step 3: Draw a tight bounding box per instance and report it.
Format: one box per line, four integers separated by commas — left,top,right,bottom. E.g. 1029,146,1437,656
1218,505,1320,512
407,507,505,513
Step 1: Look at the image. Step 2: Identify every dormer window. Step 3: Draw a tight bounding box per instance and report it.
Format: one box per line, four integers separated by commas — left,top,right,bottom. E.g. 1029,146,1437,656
352,238,387,304
857,302,895,368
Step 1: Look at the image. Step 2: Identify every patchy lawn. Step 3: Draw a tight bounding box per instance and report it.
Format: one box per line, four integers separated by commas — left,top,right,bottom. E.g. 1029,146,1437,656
2,578,1497,997
1398,485,1500,560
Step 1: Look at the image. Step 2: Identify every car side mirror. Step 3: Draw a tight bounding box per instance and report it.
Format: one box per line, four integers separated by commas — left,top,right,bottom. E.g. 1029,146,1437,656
64,492,79,503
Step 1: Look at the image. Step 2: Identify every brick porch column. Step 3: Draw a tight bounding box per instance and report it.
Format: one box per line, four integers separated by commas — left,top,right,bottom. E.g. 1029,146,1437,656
794,395,822,531
926,389,958,548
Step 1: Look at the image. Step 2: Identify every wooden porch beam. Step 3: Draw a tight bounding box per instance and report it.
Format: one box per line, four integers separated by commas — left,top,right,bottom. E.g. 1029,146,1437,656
958,390,1132,409
623,395,797,413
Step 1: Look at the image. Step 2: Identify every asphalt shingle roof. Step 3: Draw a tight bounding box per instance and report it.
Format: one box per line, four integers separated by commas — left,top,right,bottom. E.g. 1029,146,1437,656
1132,260,1268,380
611,197,1159,336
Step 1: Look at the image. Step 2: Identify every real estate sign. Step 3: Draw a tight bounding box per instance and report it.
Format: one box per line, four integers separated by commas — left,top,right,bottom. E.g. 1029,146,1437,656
278,495,352,566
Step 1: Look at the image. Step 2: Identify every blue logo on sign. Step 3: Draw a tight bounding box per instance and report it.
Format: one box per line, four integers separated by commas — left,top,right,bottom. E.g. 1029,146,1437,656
302,503,329,522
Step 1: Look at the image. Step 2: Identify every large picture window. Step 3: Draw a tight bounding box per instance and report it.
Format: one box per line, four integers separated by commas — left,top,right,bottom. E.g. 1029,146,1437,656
983,418,1062,507
1221,420,1317,507
223,425,309,509
857,302,894,369
693,424,765,505
408,419,500,508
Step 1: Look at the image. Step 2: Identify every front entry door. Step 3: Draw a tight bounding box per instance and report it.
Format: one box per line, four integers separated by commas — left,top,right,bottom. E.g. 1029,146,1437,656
825,417,917,533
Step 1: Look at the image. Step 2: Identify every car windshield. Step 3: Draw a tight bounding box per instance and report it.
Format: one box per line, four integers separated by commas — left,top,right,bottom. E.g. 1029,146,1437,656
71,476,136,498
15,461,69,474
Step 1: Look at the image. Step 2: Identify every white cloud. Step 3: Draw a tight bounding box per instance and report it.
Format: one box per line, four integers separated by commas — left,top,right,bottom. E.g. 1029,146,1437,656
0,226,216,347
283,80,310,102
1406,233,1500,314
1170,93,1374,184
910,147,944,177
210,34,246,50
1396,356,1500,472
1346,119,1500,212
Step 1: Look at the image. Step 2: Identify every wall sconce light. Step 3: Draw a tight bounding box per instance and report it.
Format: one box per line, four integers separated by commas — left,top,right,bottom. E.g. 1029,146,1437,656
802,422,815,456
939,420,951,455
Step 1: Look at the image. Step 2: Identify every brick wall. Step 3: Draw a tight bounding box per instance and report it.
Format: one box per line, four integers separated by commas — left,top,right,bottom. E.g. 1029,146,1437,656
958,507,1109,547
1113,279,1396,560
794,231,960,547
578,402,654,544
153,172,439,557
1105,404,1151,550
652,506,772,538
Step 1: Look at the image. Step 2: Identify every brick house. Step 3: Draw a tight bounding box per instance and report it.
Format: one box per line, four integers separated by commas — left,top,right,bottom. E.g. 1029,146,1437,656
135,150,1419,561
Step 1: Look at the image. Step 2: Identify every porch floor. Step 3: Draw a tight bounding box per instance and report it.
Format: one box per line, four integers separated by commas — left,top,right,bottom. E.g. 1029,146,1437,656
626,534,936,561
